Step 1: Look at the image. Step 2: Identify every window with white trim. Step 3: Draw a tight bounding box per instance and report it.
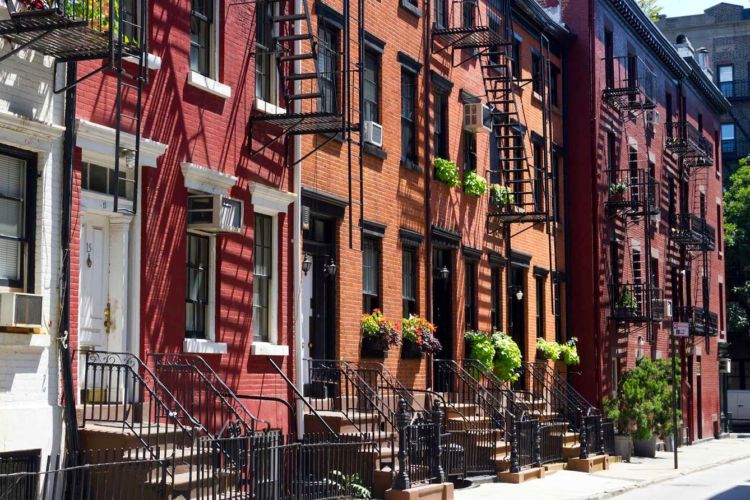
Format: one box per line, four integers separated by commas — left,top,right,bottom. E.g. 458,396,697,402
82,162,134,201
186,233,212,338
0,151,33,289
255,0,277,104
253,213,274,342
191,0,215,78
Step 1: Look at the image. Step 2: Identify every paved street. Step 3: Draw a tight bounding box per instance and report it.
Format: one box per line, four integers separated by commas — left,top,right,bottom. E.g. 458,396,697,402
455,436,750,500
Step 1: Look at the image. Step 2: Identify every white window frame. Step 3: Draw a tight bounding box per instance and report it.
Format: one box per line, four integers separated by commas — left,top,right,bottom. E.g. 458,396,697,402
255,0,282,114
187,0,232,99
252,209,278,345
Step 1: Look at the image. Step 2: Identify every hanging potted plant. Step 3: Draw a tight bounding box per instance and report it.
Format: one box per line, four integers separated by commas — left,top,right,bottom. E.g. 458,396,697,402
559,338,580,366
434,157,460,187
536,338,561,362
491,331,522,382
401,315,442,359
609,181,629,203
464,331,495,374
614,285,639,319
489,184,514,207
463,170,487,197
360,309,400,358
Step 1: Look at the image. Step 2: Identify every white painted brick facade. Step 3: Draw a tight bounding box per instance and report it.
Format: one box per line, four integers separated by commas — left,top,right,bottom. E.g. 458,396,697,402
0,38,65,460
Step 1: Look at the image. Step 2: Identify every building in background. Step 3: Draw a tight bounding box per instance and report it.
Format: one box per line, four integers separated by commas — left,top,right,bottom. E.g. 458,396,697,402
547,0,729,442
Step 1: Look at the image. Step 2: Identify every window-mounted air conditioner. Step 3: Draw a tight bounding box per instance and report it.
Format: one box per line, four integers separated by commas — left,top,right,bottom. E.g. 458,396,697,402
645,109,660,127
463,103,492,133
188,194,243,233
651,298,672,321
0,293,43,328
363,121,383,148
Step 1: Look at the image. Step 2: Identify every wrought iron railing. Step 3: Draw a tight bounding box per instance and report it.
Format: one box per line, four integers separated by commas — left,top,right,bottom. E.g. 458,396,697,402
718,79,750,100
602,418,616,456
670,213,716,251
0,449,168,500
610,283,663,323
0,451,40,500
391,398,446,489
350,361,428,419
665,122,714,166
579,414,605,458
150,353,270,436
602,55,656,110
722,139,750,159
509,417,539,472
462,358,536,422
606,168,659,216
676,306,719,337
539,421,566,465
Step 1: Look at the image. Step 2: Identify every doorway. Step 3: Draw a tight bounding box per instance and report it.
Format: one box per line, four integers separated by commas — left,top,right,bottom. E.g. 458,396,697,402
432,248,454,359
697,356,703,439
510,267,526,361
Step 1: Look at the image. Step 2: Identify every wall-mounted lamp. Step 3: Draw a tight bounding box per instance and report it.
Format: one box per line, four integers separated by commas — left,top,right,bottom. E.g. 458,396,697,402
302,253,312,276
515,289,524,301
636,335,645,361
324,258,337,278
439,266,450,281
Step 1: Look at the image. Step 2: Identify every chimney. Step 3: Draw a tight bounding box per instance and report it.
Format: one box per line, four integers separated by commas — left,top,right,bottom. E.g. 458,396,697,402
674,34,695,59
695,48,713,78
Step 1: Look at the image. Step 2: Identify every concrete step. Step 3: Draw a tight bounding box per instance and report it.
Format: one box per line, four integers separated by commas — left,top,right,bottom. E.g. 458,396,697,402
79,422,196,451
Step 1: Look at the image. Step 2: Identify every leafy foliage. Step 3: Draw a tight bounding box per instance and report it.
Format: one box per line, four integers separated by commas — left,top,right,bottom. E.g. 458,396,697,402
559,338,580,366
637,0,663,23
725,157,750,336
465,330,495,371
536,338,561,361
489,184,514,206
401,315,442,354
609,182,628,195
326,470,372,499
491,331,522,382
463,170,487,197
434,157,460,187
361,309,401,350
618,286,638,312
603,357,680,439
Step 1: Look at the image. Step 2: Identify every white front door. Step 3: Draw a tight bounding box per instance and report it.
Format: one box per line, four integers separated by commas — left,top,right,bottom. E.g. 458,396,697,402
79,214,110,351
300,266,313,387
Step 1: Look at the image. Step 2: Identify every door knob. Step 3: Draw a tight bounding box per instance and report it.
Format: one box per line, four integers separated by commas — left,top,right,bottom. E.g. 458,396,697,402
103,302,112,334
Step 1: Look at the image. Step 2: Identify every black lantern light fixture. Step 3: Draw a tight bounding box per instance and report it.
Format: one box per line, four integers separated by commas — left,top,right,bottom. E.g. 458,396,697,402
302,253,312,276
324,257,337,278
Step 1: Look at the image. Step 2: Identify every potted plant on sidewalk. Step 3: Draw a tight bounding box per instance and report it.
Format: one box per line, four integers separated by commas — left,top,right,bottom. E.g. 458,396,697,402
401,315,441,359
360,309,400,358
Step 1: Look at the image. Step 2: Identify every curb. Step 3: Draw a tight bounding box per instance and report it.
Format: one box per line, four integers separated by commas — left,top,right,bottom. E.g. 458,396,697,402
572,452,750,499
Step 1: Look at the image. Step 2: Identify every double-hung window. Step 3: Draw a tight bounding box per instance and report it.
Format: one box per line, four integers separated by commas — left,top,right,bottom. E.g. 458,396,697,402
463,131,476,173
319,23,339,114
434,91,448,159
253,214,273,342
722,123,736,154
434,0,447,28
363,50,380,123
533,142,544,212
550,64,560,107
531,51,542,95
490,266,502,331
464,261,477,330
0,152,33,289
363,237,381,312
402,247,418,317
717,64,734,97
191,0,214,77
401,69,417,164
511,36,521,79
535,276,545,338
255,0,276,103
186,233,210,338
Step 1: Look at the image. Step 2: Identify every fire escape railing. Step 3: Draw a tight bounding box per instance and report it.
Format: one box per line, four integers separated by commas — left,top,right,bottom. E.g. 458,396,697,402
609,282,663,323
601,55,656,112
665,121,714,167
606,168,659,216
676,306,719,337
670,212,716,251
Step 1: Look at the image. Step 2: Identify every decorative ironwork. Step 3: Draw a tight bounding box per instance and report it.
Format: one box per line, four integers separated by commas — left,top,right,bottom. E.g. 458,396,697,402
677,306,719,337
601,55,656,112
609,283,664,323
606,168,659,216
665,122,714,167
670,213,716,251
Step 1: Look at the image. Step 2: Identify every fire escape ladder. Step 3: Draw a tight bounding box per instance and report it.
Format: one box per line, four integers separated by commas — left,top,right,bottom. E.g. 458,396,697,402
431,0,505,65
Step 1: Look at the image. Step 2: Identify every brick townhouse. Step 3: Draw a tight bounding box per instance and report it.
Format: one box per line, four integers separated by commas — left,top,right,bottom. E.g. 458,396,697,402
548,0,730,442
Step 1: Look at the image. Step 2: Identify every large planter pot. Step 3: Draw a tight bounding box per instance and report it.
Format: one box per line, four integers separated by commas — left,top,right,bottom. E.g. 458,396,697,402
361,337,387,359
614,434,633,462
401,340,423,360
633,435,657,458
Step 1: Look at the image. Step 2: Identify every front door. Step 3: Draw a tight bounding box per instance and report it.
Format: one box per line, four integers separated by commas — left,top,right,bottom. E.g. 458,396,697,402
510,267,526,361
79,214,110,351
697,356,703,439
433,248,454,393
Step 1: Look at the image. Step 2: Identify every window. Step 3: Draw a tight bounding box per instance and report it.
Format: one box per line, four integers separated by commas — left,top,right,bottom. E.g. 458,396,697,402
531,51,542,94
253,214,273,342
401,69,417,164
551,149,561,223
434,91,448,159
490,266,502,331
186,233,210,338
363,50,380,123
554,278,563,343
632,248,643,310
82,162,134,201
191,0,214,77
628,147,639,204
650,257,659,290
717,64,734,97
511,36,521,79
363,237,381,312
319,23,339,114
0,151,33,289
488,13,501,67
717,204,723,253
463,131,476,173
402,247,418,317
255,0,276,102
550,64,560,107
434,0,447,28
604,28,614,88
489,127,500,184
535,276,545,338
720,282,725,331
464,261,477,330
722,123,736,154
533,142,544,212
462,0,475,27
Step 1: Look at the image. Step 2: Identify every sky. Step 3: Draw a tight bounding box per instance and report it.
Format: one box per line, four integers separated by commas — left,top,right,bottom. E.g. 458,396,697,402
659,0,749,17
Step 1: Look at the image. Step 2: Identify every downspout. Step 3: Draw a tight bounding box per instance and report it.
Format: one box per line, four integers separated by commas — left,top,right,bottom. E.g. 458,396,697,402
293,0,304,438
60,61,80,455
423,0,433,386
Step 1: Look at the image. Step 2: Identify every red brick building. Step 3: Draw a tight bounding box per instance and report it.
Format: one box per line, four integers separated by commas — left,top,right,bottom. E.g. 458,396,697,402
550,0,730,442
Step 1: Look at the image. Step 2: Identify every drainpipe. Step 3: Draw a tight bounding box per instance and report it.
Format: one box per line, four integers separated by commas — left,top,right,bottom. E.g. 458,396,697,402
423,0,433,386
60,61,80,455
293,0,304,438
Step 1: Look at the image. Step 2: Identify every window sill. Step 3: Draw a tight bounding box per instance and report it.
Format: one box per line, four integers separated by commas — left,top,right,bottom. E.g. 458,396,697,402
401,159,423,174
0,331,50,348
532,91,543,104
251,342,289,357
363,142,388,160
184,338,228,354
256,98,287,115
399,0,423,17
124,52,162,71
187,71,232,99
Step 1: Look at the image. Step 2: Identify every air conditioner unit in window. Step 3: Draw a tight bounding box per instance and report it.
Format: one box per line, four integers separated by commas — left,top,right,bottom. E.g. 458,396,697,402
645,109,660,127
187,194,243,233
363,121,383,148
0,293,43,328
651,298,672,321
463,103,492,133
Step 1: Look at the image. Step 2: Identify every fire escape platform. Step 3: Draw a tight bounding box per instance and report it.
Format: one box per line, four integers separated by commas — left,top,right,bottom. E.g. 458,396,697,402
487,209,548,225
251,112,358,136
432,27,506,50
601,89,656,112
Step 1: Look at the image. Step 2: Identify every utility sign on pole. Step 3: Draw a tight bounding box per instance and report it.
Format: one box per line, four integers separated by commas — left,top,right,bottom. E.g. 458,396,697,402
673,322,690,338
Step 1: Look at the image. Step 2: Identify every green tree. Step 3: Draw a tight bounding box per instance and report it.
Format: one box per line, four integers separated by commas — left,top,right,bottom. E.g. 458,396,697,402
638,0,663,23
725,156,750,334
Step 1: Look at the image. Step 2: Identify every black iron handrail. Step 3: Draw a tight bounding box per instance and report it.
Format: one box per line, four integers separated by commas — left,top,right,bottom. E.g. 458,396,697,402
665,121,714,166
233,393,298,438
670,212,716,250
462,358,534,421
349,360,428,418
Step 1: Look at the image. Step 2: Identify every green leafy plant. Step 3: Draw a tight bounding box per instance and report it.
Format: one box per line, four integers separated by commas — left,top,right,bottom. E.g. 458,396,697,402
603,357,680,439
536,338,561,361
464,330,495,371
434,157,460,187
361,309,400,351
463,170,487,197
609,181,628,196
491,331,522,382
559,338,580,366
618,286,638,313
325,470,372,499
489,184,514,206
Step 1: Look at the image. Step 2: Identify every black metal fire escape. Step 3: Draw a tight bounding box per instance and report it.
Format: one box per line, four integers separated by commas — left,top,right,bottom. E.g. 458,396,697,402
665,121,718,351
0,0,149,214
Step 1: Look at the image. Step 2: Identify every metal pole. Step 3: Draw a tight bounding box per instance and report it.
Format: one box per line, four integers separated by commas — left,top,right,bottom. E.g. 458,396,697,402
672,333,679,469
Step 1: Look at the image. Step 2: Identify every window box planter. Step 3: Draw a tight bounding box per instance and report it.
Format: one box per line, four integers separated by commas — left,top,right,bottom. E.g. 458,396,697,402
361,337,387,359
401,339,423,359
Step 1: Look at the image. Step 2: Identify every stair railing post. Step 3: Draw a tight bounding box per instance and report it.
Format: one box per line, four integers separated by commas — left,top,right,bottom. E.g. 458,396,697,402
393,398,411,490
599,416,605,456
579,412,589,459
534,419,542,468
431,399,446,484
509,415,520,473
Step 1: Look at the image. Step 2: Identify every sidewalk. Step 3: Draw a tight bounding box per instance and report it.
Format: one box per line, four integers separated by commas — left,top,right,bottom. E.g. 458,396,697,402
454,436,750,499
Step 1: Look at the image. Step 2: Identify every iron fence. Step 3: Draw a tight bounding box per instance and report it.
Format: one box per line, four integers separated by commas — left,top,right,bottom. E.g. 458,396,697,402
602,418,616,456
580,414,605,458
510,417,540,472
539,422,566,465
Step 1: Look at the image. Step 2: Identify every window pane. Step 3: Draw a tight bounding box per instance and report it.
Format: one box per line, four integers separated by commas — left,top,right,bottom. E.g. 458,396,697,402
364,51,380,123
401,71,416,161
722,123,735,140
319,25,339,114
718,65,733,83
0,238,21,282
363,238,380,311
254,214,273,341
186,233,209,338
0,199,22,238
0,154,24,199
88,163,109,194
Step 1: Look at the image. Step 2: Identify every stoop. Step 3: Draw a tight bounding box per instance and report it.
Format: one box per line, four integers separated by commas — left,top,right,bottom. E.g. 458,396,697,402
567,454,610,473
384,483,454,500
497,466,545,483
